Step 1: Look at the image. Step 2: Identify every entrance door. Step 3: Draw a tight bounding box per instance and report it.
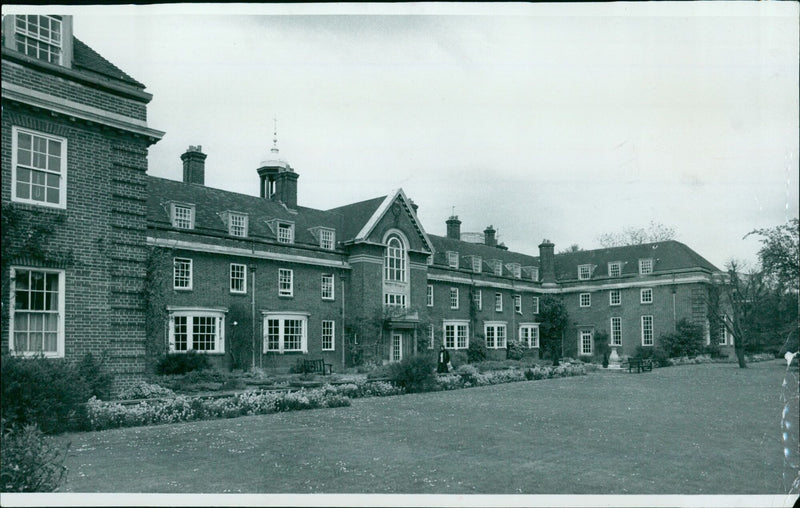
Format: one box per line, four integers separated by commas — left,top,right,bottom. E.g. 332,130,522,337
391,332,403,362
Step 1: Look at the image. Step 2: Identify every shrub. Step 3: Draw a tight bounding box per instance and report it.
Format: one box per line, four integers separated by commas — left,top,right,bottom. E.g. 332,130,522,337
1,354,111,434
449,351,468,369
455,364,480,385
506,340,525,361
388,355,437,393
366,364,391,380
156,351,210,376
658,319,705,358
436,374,464,391
467,338,488,363
635,345,670,367
118,381,175,400
1,423,69,492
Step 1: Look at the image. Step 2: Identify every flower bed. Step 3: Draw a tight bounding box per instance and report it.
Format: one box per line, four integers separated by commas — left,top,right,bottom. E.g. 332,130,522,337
82,387,350,431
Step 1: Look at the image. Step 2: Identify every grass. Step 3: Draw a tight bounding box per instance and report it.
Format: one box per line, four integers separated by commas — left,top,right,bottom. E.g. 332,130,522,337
54,360,796,494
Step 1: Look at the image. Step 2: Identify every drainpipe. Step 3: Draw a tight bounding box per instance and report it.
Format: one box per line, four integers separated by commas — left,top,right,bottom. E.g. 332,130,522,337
341,271,347,369
250,264,257,370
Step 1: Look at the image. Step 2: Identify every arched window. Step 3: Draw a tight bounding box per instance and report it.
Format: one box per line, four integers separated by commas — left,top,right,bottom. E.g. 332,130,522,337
384,235,406,282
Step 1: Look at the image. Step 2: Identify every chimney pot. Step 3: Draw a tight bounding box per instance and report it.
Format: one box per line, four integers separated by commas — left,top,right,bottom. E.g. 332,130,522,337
484,225,497,247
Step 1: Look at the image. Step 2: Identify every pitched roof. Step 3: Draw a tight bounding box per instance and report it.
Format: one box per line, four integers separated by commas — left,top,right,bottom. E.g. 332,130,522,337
553,241,720,281
72,37,145,89
428,234,540,271
147,177,343,247
326,195,387,242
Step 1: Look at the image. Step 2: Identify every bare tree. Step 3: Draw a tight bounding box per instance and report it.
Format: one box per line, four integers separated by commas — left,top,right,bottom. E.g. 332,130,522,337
597,220,676,248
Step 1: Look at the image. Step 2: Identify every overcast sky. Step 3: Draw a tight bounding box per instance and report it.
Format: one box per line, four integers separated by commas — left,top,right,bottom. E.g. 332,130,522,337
18,3,799,269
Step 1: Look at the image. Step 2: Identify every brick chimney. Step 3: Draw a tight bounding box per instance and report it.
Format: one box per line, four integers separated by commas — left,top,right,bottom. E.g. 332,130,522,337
484,225,497,248
446,215,462,240
539,239,556,286
274,171,298,209
181,145,206,185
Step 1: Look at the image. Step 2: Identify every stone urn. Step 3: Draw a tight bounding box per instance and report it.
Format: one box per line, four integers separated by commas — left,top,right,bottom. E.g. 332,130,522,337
608,347,622,369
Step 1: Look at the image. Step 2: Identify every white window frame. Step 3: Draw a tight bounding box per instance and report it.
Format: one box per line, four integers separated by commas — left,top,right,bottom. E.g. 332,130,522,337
578,264,592,280
641,315,654,346
427,323,435,349
447,251,460,269
384,234,407,283
519,323,540,348
443,320,469,350
610,317,622,346
719,315,729,345
608,261,622,277
484,322,507,349
514,294,522,314
277,223,295,244
609,290,621,306
531,267,539,282
230,263,246,294
171,203,195,230
492,260,503,276
427,285,434,307
13,15,63,65
228,213,248,238
263,312,308,353
319,228,335,250
580,330,593,355
450,287,459,309
8,267,66,358
579,292,591,308
11,127,67,209
173,258,192,290
639,258,653,275
168,308,226,354
278,268,293,297
495,293,503,312
473,289,482,311
384,293,407,308
321,273,334,301
322,320,335,351
512,264,521,279
471,256,482,273
640,288,653,304
532,296,540,314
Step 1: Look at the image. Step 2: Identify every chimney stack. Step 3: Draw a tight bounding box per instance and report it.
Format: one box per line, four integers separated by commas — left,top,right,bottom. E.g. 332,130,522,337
539,239,556,286
484,225,497,247
446,215,462,240
181,145,207,185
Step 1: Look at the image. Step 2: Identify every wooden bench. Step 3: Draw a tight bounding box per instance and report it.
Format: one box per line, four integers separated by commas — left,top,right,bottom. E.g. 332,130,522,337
626,357,653,373
302,358,333,375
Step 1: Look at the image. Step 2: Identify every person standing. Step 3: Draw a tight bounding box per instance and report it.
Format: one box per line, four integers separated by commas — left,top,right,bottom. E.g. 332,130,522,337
437,346,450,373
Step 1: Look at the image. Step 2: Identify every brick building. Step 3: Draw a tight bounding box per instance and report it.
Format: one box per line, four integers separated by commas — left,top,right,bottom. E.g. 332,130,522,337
2,16,732,381
1,15,163,388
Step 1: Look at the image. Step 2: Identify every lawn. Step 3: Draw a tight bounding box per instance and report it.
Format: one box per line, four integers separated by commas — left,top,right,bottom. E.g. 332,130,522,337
55,360,797,494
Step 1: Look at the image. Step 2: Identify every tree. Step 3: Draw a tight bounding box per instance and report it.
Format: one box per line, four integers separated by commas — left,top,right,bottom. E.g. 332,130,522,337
558,244,582,254
746,218,799,291
596,220,676,248
538,295,569,366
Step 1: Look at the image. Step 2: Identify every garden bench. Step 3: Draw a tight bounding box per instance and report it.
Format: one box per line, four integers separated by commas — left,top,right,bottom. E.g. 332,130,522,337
626,357,653,373
303,358,333,375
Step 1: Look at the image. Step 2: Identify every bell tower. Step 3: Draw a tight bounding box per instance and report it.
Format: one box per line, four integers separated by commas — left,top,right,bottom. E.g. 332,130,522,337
257,118,298,208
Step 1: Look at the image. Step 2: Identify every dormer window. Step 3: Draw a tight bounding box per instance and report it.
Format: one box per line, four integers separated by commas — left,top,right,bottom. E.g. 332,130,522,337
639,258,653,275
524,266,539,282
506,263,521,279
471,256,482,273
492,260,502,276
578,264,592,280
267,219,295,244
227,212,248,238
447,251,459,269
608,261,622,277
319,228,335,250
171,203,195,230
13,15,63,65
